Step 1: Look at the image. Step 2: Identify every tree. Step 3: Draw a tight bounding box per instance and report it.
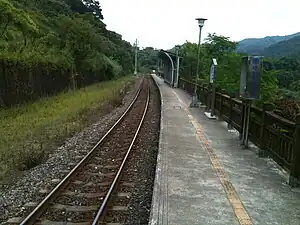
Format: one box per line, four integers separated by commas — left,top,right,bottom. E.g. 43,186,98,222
204,33,238,59
138,47,159,72
0,0,134,106
179,41,209,81
177,33,278,100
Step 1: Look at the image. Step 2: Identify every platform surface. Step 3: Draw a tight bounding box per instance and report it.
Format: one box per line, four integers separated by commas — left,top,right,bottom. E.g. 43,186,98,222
149,75,300,225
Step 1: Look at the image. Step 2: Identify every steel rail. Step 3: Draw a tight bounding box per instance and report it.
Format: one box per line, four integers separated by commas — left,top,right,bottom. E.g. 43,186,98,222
19,79,144,225
92,82,150,225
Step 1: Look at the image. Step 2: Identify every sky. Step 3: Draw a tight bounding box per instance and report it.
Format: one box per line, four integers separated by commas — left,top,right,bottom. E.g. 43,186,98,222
100,0,300,50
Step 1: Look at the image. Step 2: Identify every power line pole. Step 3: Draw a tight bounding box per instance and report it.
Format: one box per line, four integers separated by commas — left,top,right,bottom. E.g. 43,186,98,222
134,39,138,76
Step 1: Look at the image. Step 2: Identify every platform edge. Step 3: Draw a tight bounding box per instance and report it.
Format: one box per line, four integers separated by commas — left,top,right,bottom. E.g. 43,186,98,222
148,75,166,225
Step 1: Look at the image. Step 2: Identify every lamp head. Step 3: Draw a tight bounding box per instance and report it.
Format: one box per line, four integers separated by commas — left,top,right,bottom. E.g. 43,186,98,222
195,18,207,27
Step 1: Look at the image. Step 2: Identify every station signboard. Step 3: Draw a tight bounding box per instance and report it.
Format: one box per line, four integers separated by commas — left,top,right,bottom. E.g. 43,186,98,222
239,56,262,99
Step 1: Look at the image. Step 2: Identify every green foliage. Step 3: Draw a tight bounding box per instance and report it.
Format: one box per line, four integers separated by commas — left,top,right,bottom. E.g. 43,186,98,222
139,32,299,120
0,0,134,106
138,47,159,72
81,0,104,19
180,34,238,91
179,41,207,80
264,57,300,99
260,69,278,101
205,33,238,58
0,0,38,43
263,36,300,58
237,32,300,55
175,33,300,120
291,80,300,92
0,76,134,182
213,53,241,94
178,33,279,101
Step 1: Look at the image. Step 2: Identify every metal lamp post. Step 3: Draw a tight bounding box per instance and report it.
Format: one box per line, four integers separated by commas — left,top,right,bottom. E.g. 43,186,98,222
190,18,207,108
175,45,180,88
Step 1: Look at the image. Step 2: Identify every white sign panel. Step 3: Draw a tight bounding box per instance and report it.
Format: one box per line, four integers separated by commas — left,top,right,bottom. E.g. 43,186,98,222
210,64,215,83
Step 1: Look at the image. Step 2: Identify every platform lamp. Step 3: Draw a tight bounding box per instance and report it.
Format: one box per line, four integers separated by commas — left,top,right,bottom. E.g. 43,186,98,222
175,45,181,88
190,18,207,108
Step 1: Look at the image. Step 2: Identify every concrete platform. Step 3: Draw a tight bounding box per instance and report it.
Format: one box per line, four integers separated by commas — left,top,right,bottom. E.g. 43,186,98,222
149,75,300,225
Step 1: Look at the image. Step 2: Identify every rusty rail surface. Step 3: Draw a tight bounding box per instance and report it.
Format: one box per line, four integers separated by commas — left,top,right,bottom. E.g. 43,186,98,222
92,80,150,224
17,78,150,224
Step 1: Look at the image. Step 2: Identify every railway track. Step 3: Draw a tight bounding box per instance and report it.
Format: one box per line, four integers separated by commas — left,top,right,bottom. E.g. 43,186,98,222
8,78,150,225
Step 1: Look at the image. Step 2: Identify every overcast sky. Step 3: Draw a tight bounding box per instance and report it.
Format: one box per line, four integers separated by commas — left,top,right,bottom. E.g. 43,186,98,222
100,0,299,49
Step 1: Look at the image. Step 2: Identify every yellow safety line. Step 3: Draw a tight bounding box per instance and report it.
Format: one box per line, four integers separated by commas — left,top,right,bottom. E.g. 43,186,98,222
172,90,253,225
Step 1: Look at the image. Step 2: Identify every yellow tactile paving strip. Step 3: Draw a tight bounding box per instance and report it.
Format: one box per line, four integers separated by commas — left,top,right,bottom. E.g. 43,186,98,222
172,90,253,225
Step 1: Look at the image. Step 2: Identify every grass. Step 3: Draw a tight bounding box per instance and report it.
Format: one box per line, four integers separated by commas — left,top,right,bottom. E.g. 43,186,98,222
0,75,135,183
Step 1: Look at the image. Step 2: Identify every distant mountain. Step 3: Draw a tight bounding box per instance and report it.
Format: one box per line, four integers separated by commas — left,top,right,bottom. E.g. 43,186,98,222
262,35,300,58
237,32,300,55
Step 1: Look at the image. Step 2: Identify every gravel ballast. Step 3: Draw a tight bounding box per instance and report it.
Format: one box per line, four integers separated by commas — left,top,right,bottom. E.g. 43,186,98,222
122,76,161,225
35,79,150,223
0,77,142,224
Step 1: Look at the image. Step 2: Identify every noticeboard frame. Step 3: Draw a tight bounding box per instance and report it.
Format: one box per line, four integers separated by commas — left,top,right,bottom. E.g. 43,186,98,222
239,56,263,100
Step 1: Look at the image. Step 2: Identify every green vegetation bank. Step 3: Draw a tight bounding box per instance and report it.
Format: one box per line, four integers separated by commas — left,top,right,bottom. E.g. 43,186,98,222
0,0,137,182
0,0,134,106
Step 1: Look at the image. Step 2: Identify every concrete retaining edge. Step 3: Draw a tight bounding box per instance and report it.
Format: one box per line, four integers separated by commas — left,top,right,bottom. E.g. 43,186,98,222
148,75,167,225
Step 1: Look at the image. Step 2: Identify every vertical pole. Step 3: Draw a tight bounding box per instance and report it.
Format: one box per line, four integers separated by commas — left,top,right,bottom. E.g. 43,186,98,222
211,82,216,117
134,39,138,76
191,26,202,107
227,94,234,130
206,84,211,111
211,60,217,117
259,103,273,157
194,26,202,95
220,89,226,117
175,49,180,88
199,84,204,104
244,100,251,148
289,115,300,187
241,100,247,144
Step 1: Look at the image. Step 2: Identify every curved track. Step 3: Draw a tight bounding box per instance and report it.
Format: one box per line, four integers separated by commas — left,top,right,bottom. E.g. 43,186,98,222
17,78,150,225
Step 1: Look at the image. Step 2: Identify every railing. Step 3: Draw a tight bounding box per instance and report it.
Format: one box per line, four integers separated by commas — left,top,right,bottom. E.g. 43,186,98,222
179,78,300,186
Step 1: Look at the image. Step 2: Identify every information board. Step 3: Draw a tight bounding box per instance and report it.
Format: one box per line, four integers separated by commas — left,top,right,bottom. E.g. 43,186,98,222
209,58,217,84
248,57,261,99
239,56,262,99
210,64,215,83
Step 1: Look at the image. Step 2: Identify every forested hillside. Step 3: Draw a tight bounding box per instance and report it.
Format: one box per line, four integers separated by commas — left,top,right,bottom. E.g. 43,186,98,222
263,36,300,58
0,0,134,107
237,32,300,56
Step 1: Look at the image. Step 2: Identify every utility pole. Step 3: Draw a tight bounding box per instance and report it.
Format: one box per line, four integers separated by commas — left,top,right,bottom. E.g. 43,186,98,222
134,39,138,76
175,45,180,88
190,18,207,108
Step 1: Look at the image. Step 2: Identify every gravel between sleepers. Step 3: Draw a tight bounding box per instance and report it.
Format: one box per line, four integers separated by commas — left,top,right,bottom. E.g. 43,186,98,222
122,76,160,225
0,77,142,224
35,81,150,223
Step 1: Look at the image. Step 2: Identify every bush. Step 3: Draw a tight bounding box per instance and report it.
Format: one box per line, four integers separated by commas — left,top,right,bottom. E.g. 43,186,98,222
0,76,135,182
0,0,134,107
